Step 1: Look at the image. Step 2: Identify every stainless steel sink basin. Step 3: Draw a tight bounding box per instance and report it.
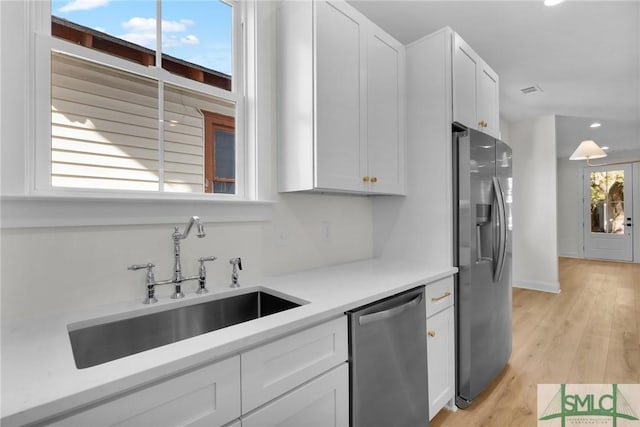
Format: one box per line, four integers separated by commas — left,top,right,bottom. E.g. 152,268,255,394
68,291,302,369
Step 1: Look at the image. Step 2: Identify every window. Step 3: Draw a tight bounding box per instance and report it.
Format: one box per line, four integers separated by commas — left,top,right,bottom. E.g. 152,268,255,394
203,111,235,194
38,0,243,196
590,170,625,234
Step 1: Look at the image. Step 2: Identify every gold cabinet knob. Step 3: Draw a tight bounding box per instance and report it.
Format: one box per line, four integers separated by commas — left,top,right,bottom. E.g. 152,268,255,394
363,176,370,182
428,330,436,338
371,177,378,183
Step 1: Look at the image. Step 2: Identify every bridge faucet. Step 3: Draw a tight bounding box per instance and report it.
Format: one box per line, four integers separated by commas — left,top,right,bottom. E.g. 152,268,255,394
129,217,214,303
170,216,206,297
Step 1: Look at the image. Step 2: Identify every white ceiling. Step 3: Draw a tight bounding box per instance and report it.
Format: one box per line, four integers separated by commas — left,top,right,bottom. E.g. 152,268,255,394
347,0,640,158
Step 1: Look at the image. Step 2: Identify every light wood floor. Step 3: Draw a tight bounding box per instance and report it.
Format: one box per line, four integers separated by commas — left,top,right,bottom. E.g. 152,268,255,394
431,257,640,427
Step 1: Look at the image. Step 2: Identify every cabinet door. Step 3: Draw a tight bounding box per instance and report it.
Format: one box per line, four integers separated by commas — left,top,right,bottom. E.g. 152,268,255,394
427,306,455,420
315,1,365,192
366,28,405,195
241,316,348,413
242,364,349,427
452,33,478,131
50,356,241,427
477,64,499,138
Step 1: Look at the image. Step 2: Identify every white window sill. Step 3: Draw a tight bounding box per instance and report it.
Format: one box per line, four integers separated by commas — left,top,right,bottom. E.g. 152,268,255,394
0,193,274,228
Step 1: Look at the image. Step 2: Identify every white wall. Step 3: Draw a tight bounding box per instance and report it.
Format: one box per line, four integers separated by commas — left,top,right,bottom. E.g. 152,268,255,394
507,115,560,293
557,156,582,257
373,29,453,270
500,115,511,143
0,1,373,323
557,149,640,261
1,194,373,322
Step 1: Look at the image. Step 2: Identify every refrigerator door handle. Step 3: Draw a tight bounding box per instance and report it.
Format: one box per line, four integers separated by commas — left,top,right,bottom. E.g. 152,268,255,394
357,294,423,326
492,177,507,282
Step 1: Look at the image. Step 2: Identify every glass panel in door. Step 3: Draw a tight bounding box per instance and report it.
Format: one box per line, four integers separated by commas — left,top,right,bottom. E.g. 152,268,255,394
590,170,625,234
584,165,633,261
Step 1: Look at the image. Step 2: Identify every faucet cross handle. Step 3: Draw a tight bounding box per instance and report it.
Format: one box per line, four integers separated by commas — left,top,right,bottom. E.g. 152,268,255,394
128,263,158,304
128,263,155,271
196,256,217,294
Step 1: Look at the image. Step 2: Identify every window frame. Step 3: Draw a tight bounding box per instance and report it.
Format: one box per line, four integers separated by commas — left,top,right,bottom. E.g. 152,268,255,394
203,111,236,194
32,0,248,200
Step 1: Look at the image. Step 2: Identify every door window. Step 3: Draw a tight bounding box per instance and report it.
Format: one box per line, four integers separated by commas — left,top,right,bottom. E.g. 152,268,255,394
590,170,625,234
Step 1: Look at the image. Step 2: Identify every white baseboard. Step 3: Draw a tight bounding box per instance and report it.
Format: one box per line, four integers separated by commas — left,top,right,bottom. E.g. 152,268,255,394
513,279,561,294
558,251,581,259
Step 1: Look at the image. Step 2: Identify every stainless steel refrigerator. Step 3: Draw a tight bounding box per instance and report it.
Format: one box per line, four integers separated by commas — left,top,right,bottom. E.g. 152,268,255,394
453,126,513,408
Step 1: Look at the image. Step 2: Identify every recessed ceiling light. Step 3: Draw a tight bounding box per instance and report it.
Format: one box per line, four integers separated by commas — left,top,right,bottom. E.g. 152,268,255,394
590,122,602,128
544,0,564,6
601,146,610,150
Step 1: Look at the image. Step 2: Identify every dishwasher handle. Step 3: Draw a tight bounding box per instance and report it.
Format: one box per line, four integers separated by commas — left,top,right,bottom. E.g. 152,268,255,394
358,293,423,326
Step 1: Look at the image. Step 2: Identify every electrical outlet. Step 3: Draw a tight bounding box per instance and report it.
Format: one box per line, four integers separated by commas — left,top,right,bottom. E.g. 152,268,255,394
321,221,331,241
275,225,288,247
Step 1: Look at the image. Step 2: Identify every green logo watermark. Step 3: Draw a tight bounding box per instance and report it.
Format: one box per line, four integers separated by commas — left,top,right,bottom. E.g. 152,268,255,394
538,384,639,427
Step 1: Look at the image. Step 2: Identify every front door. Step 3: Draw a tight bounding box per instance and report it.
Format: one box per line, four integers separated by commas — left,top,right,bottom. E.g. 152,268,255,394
583,164,634,261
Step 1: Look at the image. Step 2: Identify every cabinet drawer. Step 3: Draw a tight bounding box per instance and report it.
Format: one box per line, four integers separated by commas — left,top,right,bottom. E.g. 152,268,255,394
50,356,241,427
242,364,348,427
241,316,348,413
427,306,455,419
425,276,454,318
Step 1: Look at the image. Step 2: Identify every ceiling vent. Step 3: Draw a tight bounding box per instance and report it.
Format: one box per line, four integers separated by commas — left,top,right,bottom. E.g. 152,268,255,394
521,84,543,95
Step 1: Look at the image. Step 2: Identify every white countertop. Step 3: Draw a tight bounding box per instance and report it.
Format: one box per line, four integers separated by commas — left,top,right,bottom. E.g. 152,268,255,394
1,258,456,426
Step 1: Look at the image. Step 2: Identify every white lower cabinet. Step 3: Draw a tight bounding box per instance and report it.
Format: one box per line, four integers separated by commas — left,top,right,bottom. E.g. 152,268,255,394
425,276,455,420
427,306,455,419
242,364,349,427
241,316,348,413
49,355,241,427
45,317,348,427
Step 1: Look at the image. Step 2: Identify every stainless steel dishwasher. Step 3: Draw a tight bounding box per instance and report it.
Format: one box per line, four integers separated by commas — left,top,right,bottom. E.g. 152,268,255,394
348,286,429,427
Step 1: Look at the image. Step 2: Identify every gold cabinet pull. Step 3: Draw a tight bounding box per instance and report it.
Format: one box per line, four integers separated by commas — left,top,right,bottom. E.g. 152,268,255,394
478,120,488,128
431,291,451,302
428,330,436,338
371,177,378,183
363,176,370,182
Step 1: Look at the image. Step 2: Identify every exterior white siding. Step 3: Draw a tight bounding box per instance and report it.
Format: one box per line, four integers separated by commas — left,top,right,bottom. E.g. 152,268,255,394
51,52,234,192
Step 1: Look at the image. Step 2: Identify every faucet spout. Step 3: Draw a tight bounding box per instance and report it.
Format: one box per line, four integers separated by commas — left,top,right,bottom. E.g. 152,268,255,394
173,216,206,240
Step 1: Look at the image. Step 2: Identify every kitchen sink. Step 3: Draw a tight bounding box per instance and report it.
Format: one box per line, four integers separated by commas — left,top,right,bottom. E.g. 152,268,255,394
68,290,302,369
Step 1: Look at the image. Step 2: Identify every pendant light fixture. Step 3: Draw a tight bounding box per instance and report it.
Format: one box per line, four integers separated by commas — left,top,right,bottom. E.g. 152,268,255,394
569,140,607,165
569,140,638,167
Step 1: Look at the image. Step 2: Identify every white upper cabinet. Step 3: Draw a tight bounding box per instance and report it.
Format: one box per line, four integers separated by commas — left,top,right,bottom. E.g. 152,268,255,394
277,0,405,195
452,35,478,131
452,33,500,138
315,1,365,192
477,65,499,138
366,29,405,195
